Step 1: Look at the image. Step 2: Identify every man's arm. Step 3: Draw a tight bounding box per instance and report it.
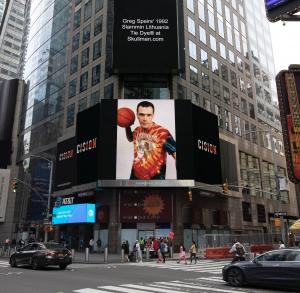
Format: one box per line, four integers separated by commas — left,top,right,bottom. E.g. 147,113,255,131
126,127,133,142
165,136,176,159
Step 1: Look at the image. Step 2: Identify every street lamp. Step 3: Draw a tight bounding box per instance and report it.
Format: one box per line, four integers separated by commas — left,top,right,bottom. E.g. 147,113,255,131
240,128,286,244
26,155,53,242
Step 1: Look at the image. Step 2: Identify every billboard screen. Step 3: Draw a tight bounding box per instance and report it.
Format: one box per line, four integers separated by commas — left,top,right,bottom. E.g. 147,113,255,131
54,137,76,191
276,70,300,183
264,0,300,21
116,100,176,180
113,0,179,74
52,203,95,225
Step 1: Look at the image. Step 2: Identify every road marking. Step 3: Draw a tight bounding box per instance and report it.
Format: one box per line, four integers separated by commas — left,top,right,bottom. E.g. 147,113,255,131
74,289,112,293
122,284,186,293
197,277,224,283
155,281,247,293
100,286,153,293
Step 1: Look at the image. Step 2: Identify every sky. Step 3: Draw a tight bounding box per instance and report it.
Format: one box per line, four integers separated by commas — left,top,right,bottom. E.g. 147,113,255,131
269,21,300,73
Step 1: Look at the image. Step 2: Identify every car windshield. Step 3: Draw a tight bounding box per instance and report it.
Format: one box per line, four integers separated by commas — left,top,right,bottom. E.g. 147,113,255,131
44,243,65,249
256,250,289,262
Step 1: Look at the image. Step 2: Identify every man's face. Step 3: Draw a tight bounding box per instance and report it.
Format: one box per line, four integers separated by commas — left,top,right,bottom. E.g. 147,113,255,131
137,106,154,129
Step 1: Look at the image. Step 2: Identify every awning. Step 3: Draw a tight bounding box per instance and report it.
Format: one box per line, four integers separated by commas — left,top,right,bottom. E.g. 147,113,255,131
290,219,300,231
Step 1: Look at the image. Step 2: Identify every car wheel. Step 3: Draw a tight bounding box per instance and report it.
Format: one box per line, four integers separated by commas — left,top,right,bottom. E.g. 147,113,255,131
32,258,39,270
10,257,17,268
227,268,244,287
59,264,67,270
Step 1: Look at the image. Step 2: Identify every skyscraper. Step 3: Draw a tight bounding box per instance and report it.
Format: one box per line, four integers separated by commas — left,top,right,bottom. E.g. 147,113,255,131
3,0,298,249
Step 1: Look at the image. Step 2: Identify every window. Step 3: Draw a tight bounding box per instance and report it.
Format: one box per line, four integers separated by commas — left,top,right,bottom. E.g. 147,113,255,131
93,39,102,60
81,47,89,67
226,24,233,45
230,70,237,88
228,50,235,66
84,0,92,21
241,98,247,114
80,72,88,92
75,0,81,6
187,0,194,13
92,64,101,86
220,43,226,59
256,204,266,222
239,77,246,94
251,124,258,144
90,91,100,106
74,9,81,29
104,83,114,99
78,97,87,112
202,72,210,93
83,25,91,44
94,15,103,36
72,32,80,52
249,103,255,119
178,84,187,99
190,65,198,86
232,92,239,110
198,0,205,21
215,104,223,127
234,115,241,135
225,109,232,131
69,79,77,97
66,103,75,128
242,202,252,222
200,49,208,68
199,26,206,44
221,64,228,82
189,40,197,60
95,0,104,12
213,79,220,99
217,16,224,38
70,55,78,75
223,86,230,105
208,8,215,30
211,57,219,75
210,35,217,51
216,0,222,15
203,98,211,112
188,17,195,35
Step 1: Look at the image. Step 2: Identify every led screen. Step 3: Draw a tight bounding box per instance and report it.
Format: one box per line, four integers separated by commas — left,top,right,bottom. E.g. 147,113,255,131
52,204,95,225
116,100,176,180
264,0,300,21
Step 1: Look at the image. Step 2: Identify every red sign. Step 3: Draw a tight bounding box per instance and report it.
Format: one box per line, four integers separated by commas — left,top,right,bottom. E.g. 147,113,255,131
168,231,175,239
120,191,172,223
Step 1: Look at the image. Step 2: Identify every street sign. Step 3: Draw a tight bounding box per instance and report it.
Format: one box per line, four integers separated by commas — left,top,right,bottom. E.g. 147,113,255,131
274,212,287,217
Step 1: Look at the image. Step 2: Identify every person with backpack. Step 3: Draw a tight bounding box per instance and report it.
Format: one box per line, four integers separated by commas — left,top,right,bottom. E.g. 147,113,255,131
229,239,246,263
189,241,197,264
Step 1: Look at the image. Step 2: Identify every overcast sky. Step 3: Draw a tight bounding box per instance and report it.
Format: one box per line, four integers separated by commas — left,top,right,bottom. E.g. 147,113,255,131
269,21,300,73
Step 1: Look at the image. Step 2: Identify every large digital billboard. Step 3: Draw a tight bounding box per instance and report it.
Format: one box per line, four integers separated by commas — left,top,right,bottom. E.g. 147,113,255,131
264,0,300,21
113,0,179,74
116,100,176,180
52,203,95,225
276,69,300,183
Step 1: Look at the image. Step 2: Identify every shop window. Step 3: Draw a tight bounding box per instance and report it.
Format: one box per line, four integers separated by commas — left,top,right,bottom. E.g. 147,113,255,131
257,204,266,223
242,202,252,222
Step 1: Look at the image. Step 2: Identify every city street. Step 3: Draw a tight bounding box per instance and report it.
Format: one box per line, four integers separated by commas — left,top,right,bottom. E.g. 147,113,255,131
0,259,295,293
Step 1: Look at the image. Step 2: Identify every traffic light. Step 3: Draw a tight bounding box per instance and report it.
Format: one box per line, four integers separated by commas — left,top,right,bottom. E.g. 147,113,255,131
187,190,192,201
222,182,228,194
11,180,18,192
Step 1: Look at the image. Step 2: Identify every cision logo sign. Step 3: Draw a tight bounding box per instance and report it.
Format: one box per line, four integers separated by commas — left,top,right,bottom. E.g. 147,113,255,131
113,0,179,74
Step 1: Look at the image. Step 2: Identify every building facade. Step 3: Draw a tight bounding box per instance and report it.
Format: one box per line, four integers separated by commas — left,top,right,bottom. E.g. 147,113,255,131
3,0,298,250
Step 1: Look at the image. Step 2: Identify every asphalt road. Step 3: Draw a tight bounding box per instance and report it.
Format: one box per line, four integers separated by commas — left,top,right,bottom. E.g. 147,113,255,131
0,259,297,293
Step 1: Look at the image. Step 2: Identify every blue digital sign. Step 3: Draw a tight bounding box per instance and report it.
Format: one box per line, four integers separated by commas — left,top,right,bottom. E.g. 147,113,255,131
265,0,289,10
52,204,95,225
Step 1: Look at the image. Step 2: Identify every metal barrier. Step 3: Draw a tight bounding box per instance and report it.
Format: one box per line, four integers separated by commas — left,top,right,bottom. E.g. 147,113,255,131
146,248,150,261
104,247,108,263
85,247,89,262
169,246,173,258
71,249,75,261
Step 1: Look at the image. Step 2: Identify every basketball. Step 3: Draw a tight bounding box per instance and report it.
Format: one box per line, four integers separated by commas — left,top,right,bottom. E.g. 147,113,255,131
117,107,135,127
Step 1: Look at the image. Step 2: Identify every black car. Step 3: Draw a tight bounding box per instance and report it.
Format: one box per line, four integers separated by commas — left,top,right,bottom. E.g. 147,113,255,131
9,242,72,270
223,249,300,290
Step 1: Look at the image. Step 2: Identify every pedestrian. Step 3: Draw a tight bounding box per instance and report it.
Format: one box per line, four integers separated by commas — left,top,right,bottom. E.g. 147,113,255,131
189,241,197,264
89,238,94,253
139,237,145,253
18,239,25,249
278,240,285,249
121,241,129,262
80,239,84,251
153,237,160,258
11,238,16,249
160,240,167,263
177,244,187,264
135,240,142,263
229,240,246,263
4,238,10,253
97,238,102,253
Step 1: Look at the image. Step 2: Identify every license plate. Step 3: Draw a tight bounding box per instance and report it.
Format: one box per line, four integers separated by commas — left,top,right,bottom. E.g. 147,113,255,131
58,254,64,257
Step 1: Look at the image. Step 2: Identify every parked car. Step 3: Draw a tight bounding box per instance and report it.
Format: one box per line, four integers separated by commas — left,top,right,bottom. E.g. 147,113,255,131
222,249,300,290
9,242,72,270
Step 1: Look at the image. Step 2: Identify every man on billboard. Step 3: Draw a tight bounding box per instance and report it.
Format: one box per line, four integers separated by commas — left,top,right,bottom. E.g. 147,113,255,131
118,101,176,179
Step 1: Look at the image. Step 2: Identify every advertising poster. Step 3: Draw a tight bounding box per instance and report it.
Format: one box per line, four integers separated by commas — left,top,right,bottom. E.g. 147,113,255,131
116,100,177,180
113,0,178,73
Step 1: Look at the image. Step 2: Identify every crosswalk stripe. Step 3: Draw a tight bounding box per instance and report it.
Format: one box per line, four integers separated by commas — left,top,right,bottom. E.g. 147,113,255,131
197,277,225,283
99,286,153,293
155,281,247,293
73,288,112,293
121,284,186,293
